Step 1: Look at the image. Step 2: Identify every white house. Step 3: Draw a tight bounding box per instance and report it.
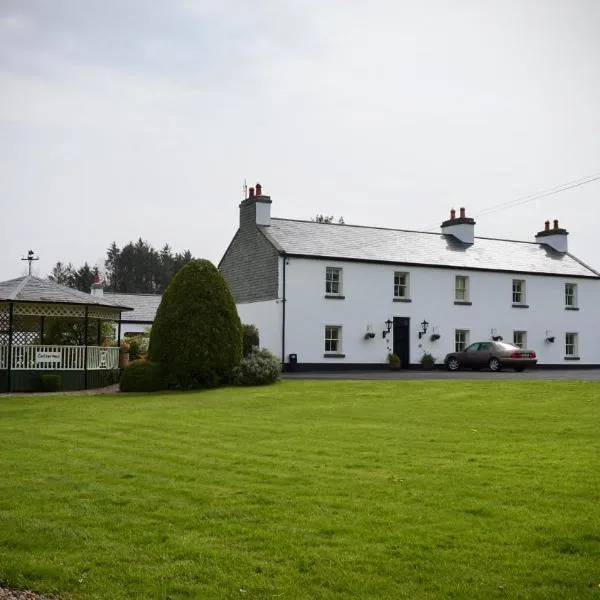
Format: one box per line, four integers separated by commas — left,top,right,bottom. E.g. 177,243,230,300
219,183,600,370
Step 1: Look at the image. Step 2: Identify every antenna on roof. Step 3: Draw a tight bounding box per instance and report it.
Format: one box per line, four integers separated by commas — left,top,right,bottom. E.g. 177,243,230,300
21,249,39,275
243,178,248,199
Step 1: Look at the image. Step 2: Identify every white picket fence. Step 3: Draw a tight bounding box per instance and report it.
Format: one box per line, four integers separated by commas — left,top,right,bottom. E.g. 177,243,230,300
0,345,119,370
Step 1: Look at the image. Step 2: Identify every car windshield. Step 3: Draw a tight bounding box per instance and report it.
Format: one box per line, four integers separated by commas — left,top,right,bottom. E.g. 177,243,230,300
496,342,520,351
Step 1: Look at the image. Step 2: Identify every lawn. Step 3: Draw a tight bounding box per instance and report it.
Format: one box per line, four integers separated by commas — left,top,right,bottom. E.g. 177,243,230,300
0,380,599,599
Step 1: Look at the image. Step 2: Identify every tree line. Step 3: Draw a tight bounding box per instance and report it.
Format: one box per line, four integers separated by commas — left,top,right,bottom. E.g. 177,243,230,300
49,239,195,294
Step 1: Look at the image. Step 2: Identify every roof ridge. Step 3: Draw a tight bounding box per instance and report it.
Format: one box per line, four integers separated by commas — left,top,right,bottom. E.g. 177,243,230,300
9,275,32,300
270,218,544,245
270,217,442,236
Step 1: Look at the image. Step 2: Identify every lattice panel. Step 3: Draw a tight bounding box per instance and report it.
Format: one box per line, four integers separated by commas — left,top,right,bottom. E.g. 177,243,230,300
11,314,41,345
0,311,8,345
13,303,85,318
0,303,8,315
88,308,121,321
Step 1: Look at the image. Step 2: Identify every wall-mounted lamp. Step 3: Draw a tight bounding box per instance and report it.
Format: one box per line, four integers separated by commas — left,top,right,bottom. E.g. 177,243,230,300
418,319,429,339
382,318,393,338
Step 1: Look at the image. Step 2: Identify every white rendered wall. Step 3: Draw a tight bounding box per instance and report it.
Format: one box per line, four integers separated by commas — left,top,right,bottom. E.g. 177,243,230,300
282,257,600,365
120,323,150,336
236,299,282,358
112,322,151,339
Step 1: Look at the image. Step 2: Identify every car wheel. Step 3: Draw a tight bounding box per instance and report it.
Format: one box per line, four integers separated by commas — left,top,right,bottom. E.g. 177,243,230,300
447,357,460,371
514,367,524,372
489,357,501,372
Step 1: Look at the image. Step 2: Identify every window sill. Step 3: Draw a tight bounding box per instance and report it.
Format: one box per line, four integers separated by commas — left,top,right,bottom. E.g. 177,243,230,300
324,294,345,300
565,306,579,311
454,301,472,306
323,353,346,358
512,304,529,309
393,298,412,303
564,356,580,361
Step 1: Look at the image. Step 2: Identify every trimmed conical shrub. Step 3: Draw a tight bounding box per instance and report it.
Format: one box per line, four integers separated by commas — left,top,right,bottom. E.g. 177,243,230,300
148,259,242,389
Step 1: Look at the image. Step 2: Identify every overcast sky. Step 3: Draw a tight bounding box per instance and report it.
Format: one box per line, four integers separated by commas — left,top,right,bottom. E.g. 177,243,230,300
1,0,599,281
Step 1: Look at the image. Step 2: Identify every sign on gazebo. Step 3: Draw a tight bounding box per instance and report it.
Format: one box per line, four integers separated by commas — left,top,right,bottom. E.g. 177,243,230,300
36,351,62,364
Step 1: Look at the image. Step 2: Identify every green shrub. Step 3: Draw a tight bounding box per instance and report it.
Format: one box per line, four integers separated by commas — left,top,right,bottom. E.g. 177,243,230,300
232,348,281,386
126,335,149,361
148,259,242,390
40,373,62,392
242,324,260,357
119,360,164,392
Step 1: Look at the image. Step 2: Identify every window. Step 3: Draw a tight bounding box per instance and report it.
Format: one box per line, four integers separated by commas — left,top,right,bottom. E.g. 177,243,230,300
455,329,469,352
513,331,527,348
512,279,526,305
325,267,342,296
325,326,342,354
565,332,578,357
455,276,469,302
393,272,410,299
565,283,577,308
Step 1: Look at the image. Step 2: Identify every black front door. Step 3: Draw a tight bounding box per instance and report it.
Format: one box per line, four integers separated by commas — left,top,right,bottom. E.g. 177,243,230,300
392,317,410,369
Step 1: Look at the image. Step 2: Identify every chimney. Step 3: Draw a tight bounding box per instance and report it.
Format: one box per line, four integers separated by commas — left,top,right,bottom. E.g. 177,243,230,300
239,181,272,228
535,219,568,253
440,206,476,245
91,275,104,298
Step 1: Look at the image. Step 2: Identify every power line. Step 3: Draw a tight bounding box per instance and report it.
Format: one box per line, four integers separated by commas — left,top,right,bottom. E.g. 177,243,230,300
417,172,600,232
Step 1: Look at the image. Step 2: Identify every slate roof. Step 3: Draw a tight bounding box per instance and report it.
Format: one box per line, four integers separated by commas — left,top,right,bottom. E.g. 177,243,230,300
260,219,599,278
0,276,133,309
104,293,162,322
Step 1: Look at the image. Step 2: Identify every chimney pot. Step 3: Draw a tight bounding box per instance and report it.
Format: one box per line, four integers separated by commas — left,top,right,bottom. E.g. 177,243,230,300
545,220,550,231
249,187,255,198
255,183,262,196
450,208,456,220
459,207,466,219
553,219,559,230
90,276,104,297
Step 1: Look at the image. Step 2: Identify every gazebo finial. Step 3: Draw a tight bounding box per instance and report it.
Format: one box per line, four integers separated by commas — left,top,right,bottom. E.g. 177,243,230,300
21,250,39,276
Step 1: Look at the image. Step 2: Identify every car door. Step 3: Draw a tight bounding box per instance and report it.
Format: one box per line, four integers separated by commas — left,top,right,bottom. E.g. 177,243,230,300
477,342,493,366
462,343,481,367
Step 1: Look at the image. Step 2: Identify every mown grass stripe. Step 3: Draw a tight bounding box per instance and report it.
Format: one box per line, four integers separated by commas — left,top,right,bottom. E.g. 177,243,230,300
0,380,598,599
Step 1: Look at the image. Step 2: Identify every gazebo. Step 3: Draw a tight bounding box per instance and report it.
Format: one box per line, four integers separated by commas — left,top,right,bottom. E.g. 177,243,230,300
0,276,133,393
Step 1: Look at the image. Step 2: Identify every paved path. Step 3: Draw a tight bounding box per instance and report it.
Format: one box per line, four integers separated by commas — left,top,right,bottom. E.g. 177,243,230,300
0,383,119,398
283,369,600,381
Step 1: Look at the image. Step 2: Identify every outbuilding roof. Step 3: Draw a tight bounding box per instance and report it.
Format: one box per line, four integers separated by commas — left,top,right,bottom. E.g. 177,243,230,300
260,219,599,278
0,276,134,309
104,293,162,322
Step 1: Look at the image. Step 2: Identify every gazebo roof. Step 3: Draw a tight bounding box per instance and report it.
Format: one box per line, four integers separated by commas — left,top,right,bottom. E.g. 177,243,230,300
0,276,133,310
